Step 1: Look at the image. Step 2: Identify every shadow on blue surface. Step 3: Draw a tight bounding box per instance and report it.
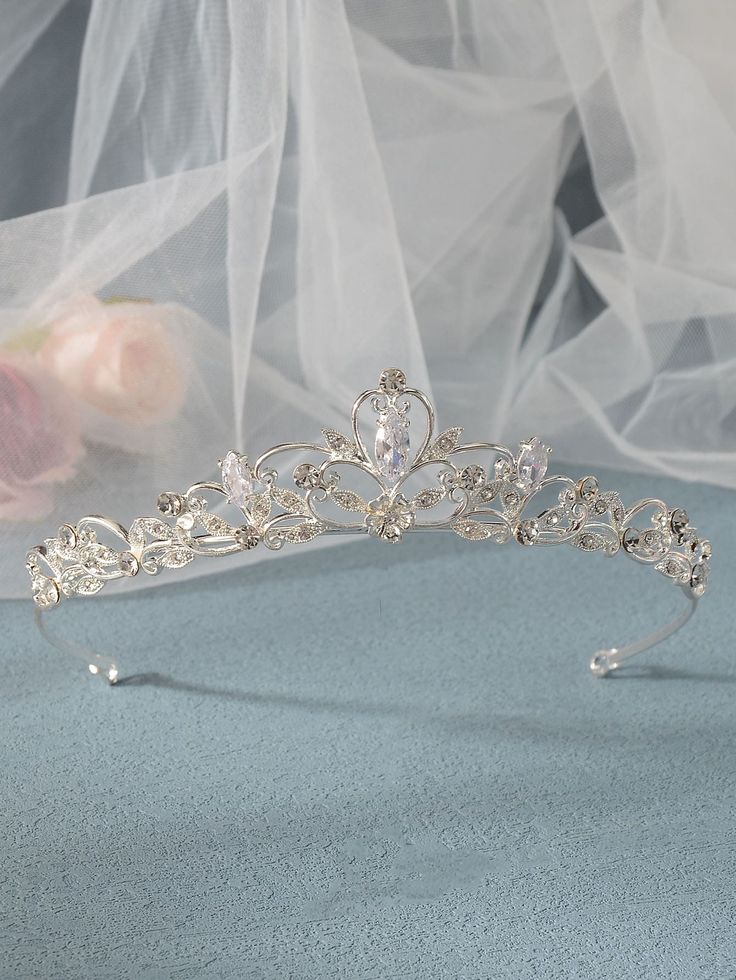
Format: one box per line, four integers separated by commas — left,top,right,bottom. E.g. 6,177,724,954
2,469,735,979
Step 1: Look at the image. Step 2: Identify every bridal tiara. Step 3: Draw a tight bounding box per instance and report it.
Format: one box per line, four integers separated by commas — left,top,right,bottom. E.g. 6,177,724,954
27,367,711,684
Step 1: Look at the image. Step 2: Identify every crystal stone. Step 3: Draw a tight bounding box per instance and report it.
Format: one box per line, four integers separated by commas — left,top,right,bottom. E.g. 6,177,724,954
375,409,410,485
57,524,77,549
459,465,485,490
32,577,59,609
516,438,548,490
119,552,139,576
157,492,183,517
220,451,254,509
379,368,406,396
691,562,710,590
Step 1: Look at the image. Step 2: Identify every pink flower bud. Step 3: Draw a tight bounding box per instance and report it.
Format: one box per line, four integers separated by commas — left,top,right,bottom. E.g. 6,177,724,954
0,351,83,521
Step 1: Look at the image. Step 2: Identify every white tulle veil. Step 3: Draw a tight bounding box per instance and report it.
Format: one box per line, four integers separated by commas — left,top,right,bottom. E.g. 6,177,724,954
0,0,733,597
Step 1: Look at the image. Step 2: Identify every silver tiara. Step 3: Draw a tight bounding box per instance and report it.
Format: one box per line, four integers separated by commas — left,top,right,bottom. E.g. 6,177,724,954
27,367,711,684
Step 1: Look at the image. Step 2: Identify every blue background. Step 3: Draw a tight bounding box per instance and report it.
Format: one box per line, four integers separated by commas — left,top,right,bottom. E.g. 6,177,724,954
2,469,734,979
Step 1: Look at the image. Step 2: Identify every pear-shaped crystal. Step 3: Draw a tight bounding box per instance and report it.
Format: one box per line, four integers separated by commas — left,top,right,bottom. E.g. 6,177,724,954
220,451,254,509
375,409,410,485
516,438,548,490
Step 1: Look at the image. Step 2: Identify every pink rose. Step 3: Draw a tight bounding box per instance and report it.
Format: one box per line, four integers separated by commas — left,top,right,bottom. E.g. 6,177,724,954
0,351,84,521
38,295,186,425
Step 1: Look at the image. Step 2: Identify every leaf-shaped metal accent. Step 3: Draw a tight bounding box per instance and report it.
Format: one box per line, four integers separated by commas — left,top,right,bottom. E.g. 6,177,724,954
271,485,311,516
452,519,494,541
129,517,175,549
624,526,670,557
49,536,78,562
74,543,122,575
59,565,105,597
413,487,445,510
501,488,522,512
78,543,120,566
196,511,236,537
41,541,66,576
538,505,568,530
472,481,501,506
247,493,272,526
158,547,195,569
421,427,463,462
280,521,326,544
655,553,691,581
573,531,607,552
332,489,369,512
322,428,358,458
596,491,625,526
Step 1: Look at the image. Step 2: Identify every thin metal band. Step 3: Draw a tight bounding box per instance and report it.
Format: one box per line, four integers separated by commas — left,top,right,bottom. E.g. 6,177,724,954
589,585,698,677
26,367,711,684
34,606,119,683
32,561,701,687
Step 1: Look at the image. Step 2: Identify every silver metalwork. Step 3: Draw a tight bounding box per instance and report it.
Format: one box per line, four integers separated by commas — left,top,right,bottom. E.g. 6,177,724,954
27,367,711,683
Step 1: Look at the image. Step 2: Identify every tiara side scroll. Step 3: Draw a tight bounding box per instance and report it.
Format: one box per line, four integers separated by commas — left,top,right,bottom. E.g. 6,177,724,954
27,367,711,684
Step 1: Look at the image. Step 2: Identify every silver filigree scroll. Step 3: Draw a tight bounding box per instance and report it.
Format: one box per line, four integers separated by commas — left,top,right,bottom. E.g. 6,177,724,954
27,368,711,610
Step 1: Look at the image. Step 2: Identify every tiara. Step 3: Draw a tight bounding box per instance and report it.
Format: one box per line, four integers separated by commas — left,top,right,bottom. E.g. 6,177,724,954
27,367,711,684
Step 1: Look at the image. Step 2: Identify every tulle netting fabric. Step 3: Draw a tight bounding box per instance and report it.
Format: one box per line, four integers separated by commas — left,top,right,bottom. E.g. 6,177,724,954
0,0,733,597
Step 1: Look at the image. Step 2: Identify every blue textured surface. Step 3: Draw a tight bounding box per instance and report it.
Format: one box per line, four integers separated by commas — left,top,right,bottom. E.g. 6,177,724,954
2,469,735,979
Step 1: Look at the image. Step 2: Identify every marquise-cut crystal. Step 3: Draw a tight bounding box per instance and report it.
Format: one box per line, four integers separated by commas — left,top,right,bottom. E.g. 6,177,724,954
375,410,410,485
220,451,254,509
516,438,548,490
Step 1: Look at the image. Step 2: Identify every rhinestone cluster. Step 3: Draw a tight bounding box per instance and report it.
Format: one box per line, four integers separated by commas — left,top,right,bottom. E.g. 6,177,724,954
27,368,711,608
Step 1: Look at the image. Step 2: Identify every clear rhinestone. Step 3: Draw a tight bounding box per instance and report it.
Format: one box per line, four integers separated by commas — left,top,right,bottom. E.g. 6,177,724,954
516,438,549,490
622,528,640,552
293,463,322,489
459,465,485,490
187,495,206,514
235,526,260,550
32,577,59,609
81,554,104,575
691,562,710,591
157,492,183,517
578,476,599,501
515,519,539,545
678,527,697,546
220,451,254,509
119,553,139,576
379,368,406,396
476,484,498,503
57,524,77,549
375,409,410,485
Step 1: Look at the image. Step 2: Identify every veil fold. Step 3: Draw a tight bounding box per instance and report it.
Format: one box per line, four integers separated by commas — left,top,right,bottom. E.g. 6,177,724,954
1,0,732,597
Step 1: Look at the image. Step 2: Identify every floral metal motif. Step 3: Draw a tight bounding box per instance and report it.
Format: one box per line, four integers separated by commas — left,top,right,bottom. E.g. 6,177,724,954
27,368,712,609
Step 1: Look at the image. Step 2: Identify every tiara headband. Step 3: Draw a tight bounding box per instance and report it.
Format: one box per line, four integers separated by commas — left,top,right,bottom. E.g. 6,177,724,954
27,367,711,684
